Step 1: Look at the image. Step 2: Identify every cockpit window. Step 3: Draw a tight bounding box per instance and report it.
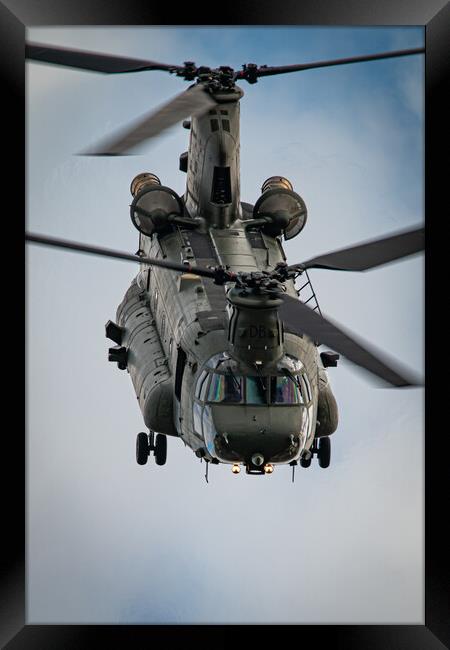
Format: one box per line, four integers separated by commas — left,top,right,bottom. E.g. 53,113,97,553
208,373,243,403
302,374,312,403
195,370,208,399
246,377,267,405
197,354,312,406
199,373,210,401
270,375,303,404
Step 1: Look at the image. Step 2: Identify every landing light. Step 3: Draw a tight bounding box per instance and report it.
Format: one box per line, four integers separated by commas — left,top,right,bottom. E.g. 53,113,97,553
264,464,274,474
232,464,241,474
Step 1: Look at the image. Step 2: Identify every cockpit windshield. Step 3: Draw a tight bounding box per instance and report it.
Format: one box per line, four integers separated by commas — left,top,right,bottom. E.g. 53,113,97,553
245,377,267,404
205,372,305,404
207,373,243,403
195,353,312,406
270,375,303,404
196,366,310,406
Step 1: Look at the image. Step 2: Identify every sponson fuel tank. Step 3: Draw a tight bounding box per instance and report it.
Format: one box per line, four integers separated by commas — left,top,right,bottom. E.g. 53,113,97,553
115,279,178,436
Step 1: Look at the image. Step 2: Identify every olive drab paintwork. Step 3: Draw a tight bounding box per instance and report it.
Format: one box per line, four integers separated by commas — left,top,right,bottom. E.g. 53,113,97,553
112,85,338,473
184,87,244,229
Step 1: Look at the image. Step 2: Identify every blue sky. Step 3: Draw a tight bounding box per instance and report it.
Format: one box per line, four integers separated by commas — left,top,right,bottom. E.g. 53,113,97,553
27,26,424,624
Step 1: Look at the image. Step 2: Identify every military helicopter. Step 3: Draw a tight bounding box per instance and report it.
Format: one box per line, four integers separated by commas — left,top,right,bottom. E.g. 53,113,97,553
25,41,424,479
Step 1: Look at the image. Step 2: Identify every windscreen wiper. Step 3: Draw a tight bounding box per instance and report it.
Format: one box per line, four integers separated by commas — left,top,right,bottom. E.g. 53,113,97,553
254,363,267,392
227,366,242,393
282,368,301,388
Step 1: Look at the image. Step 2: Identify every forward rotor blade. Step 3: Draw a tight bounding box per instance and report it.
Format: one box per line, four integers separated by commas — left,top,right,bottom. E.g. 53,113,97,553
79,84,217,155
26,41,183,74
236,47,424,82
279,294,421,387
25,232,217,279
288,226,424,273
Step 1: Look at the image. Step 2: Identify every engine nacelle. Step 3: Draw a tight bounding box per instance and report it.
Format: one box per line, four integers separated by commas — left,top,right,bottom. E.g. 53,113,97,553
130,172,184,237
253,176,307,240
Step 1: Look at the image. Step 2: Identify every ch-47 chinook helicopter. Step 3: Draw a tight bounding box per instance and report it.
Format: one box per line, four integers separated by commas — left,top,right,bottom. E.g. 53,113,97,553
25,41,424,479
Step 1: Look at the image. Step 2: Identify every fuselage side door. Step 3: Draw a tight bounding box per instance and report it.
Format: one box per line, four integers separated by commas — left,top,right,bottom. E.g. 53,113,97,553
174,346,187,430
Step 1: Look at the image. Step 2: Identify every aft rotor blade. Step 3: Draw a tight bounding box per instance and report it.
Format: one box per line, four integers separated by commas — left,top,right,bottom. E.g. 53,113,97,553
279,294,421,387
236,47,424,82
26,42,183,74
25,232,217,279
288,226,424,273
79,84,217,155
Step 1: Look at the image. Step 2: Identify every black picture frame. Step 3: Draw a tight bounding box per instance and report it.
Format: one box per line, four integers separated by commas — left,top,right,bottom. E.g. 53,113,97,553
3,1,449,647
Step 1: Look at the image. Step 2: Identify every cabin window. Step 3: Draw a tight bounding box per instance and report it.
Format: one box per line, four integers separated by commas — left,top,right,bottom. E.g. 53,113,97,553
222,119,230,132
210,119,219,132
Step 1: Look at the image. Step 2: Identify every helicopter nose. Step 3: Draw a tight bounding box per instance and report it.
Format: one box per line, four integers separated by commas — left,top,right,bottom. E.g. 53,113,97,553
205,404,305,465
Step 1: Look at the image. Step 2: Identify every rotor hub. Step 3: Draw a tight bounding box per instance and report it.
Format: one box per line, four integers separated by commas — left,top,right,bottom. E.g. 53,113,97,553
175,62,238,92
234,271,286,295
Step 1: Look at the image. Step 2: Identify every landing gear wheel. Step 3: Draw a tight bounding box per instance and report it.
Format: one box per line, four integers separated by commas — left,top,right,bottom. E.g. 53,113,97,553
155,433,167,466
300,455,312,468
136,432,150,465
318,436,331,468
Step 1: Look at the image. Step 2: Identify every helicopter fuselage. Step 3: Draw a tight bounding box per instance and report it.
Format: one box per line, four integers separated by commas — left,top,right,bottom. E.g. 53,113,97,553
110,84,338,474
116,217,330,470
